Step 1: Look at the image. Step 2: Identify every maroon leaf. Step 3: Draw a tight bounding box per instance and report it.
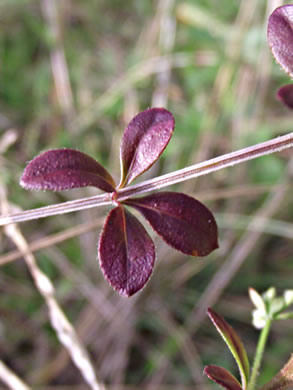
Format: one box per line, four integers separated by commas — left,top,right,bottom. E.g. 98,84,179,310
20,149,116,193
98,205,156,297
124,192,218,257
119,107,175,187
277,84,293,109
207,308,250,390
267,5,293,78
204,365,243,390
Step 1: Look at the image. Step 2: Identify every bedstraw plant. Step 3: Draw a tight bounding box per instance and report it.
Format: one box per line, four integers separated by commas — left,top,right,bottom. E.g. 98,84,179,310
1,3,293,390
20,107,218,297
0,4,293,298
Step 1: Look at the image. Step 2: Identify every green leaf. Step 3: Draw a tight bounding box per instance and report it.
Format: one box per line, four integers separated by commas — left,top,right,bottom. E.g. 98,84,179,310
249,287,266,312
275,312,293,321
284,290,293,306
263,287,276,302
269,297,285,317
207,308,250,390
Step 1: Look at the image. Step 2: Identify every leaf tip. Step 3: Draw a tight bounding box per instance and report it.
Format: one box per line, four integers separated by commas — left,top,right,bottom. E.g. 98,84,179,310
191,249,199,256
203,365,210,377
277,84,293,109
19,168,45,191
207,307,221,329
207,307,215,319
19,176,28,189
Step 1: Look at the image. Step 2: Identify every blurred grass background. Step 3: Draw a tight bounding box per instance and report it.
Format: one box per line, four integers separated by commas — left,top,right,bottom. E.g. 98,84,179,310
0,0,293,389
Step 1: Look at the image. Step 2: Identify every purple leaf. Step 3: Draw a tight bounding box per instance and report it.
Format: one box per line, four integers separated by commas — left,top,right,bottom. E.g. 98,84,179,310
119,107,175,187
124,192,218,257
207,308,250,390
20,149,116,193
204,365,243,390
98,205,156,297
277,84,293,109
267,5,293,78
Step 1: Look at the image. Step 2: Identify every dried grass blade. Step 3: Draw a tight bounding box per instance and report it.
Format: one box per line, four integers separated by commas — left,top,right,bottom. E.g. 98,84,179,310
0,360,31,390
0,185,105,390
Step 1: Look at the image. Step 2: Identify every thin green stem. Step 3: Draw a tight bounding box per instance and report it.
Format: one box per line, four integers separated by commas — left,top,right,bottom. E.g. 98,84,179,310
248,319,272,390
0,132,292,226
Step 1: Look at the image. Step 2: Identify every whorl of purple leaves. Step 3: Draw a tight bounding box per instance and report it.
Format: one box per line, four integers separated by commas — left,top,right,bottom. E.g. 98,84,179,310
20,108,218,296
268,5,293,109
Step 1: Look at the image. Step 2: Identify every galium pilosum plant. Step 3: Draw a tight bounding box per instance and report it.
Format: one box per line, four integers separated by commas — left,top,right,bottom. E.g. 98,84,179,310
20,108,218,297
204,288,293,390
3,3,293,297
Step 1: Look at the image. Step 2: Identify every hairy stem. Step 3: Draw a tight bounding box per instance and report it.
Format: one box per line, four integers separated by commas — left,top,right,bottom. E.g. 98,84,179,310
0,192,113,225
116,133,293,200
0,132,292,226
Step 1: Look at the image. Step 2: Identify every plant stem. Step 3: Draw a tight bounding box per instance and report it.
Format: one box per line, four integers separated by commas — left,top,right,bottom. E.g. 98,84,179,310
248,319,272,390
116,132,293,200
0,132,293,226
0,192,113,225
